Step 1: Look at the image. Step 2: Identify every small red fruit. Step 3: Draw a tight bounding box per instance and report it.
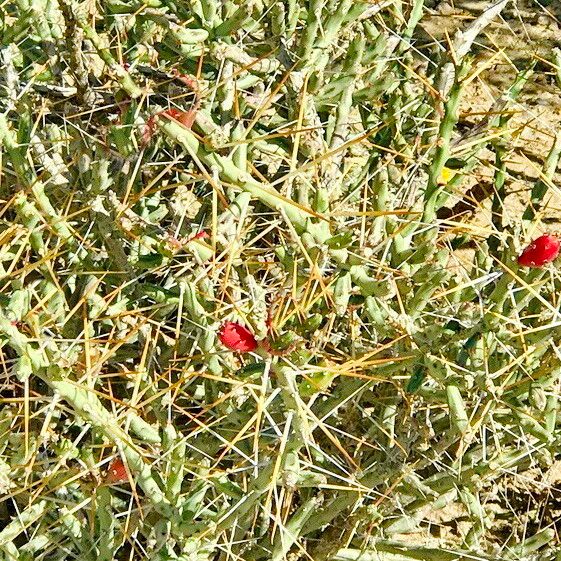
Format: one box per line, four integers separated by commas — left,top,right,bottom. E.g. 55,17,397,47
218,321,258,353
141,108,197,145
189,230,209,241
169,108,196,129
518,234,560,268
105,458,128,484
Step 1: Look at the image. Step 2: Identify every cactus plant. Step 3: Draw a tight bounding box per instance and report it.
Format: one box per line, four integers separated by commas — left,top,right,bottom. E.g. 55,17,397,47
0,0,560,560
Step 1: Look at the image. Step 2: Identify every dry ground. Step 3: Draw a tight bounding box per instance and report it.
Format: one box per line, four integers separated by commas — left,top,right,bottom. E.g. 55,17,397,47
422,0,561,229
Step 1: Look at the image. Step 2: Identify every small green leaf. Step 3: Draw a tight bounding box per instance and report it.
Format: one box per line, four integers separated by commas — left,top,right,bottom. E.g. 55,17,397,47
445,157,468,170
299,371,338,397
406,366,425,393
136,253,164,269
236,362,266,379
326,232,353,250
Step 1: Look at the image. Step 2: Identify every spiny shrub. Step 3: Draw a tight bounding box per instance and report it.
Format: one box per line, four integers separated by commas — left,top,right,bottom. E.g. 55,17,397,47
0,1,560,560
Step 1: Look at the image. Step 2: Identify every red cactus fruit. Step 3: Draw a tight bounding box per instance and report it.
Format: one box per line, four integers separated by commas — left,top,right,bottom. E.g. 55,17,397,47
518,234,560,268
105,458,128,484
170,108,197,129
141,108,197,145
218,321,258,353
189,230,209,241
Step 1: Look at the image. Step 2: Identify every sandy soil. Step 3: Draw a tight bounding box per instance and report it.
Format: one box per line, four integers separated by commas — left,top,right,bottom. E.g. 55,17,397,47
421,0,561,230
